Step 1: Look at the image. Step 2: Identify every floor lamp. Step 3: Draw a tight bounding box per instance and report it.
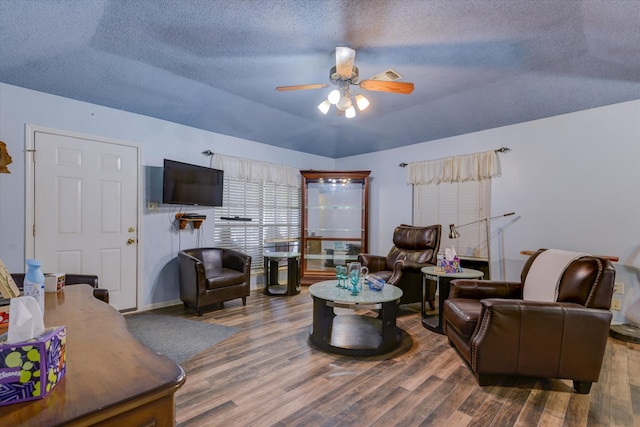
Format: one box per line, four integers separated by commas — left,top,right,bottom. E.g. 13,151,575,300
448,212,515,279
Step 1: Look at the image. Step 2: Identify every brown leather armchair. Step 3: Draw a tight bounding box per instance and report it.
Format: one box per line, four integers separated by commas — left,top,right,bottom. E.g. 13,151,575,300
10,273,109,304
442,249,615,394
358,224,441,305
178,247,251,316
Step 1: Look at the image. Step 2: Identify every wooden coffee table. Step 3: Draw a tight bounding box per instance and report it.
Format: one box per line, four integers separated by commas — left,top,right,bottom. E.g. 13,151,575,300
308,280,404,356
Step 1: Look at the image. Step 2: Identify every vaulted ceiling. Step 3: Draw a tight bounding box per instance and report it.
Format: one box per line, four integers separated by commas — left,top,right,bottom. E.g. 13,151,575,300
1,1,639,158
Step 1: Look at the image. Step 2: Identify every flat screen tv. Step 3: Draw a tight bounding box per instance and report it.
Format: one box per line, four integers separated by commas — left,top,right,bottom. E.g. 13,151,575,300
162,159,223,207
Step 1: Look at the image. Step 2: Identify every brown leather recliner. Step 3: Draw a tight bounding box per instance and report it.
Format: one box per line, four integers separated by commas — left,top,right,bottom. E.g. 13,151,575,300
442,249,615,394
178,247,251,316
358,224,441,305
10,273,109,304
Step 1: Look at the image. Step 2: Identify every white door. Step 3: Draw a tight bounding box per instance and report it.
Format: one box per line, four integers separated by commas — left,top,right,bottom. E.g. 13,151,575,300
32,131,139,311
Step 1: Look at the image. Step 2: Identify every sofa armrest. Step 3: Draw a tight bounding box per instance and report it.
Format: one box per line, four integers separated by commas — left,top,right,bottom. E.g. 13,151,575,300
471,299,612,381
449,279,522,299
358,254,387,272
387,259,434,286
396,259,433,273
178,251,208,305
11,272,108,303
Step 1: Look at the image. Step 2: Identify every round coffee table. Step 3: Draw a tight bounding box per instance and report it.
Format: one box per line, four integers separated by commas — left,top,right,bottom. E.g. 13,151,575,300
308,280,404,356
421,266,484,334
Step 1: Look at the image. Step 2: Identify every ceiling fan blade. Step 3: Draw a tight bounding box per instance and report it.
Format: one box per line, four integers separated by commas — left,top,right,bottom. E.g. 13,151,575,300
336,46,356,78
358,80,414,94
275,84,328,92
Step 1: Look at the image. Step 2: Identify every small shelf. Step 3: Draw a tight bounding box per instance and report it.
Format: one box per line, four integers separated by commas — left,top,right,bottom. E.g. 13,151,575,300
175,214,206,230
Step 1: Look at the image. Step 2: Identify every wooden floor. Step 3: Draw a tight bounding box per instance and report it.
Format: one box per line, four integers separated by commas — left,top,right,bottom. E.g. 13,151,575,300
152,288,640,426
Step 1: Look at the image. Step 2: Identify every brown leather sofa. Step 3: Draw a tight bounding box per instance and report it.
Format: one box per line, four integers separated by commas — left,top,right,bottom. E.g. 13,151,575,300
178,247,251,315
10,273,109,304
442,249,615,394
358,224,441,305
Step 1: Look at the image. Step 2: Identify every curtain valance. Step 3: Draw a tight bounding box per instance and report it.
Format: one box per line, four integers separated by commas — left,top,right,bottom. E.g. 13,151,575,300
211,154,301,187
407,150,498,185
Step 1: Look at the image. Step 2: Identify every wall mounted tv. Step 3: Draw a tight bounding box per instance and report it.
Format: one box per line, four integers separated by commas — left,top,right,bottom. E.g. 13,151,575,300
162,159,224,207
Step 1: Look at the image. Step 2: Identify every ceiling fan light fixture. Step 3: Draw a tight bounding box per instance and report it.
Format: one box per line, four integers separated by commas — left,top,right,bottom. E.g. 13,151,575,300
345,106,356,118
355,94,369,111
317,99,331,115
327,89,340,104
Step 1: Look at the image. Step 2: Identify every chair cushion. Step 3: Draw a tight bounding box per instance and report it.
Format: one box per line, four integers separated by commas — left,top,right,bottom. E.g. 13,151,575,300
206,268,246,289
384,224,440,270
443,298,483,339
523,249,589,302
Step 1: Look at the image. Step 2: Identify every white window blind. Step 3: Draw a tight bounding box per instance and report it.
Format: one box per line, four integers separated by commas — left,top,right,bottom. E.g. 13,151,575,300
409,150,498,259
213,177,300,271
413,179,491,259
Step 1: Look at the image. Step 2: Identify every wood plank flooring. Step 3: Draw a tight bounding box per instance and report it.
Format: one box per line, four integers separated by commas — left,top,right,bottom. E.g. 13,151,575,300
150,288,640,426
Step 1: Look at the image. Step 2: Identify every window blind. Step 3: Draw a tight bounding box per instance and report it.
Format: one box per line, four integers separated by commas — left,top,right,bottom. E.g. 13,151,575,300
413,179,491,259
214,177,300,271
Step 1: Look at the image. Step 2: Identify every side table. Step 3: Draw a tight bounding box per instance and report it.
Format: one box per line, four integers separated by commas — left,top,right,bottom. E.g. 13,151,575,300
263,252,301,296
421,266,484,334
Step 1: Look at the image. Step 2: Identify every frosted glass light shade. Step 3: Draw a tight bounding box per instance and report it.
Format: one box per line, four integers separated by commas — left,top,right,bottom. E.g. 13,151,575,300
317,100,331,115
345,106,356,118
337,95,352,111
327,89,340,104
355,94,370,111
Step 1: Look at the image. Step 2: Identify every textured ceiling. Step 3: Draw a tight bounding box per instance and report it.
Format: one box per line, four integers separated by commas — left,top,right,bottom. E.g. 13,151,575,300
1,0,639,158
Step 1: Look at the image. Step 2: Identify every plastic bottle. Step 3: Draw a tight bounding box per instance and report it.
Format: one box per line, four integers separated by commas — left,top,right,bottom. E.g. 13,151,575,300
24,258,45,315
436,249,444,269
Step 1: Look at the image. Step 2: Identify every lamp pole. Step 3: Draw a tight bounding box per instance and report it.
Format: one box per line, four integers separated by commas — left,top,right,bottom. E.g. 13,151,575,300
448,212,515,279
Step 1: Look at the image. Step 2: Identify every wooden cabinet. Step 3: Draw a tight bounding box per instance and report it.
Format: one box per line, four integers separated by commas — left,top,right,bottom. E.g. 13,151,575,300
300,170,370,284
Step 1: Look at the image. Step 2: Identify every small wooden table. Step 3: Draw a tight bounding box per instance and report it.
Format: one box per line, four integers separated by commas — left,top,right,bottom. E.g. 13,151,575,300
0,285,185,426
421,266,484,334
308,280,404,356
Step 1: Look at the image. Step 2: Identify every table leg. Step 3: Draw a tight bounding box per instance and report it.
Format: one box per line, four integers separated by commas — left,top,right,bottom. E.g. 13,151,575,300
310,296,335,345
422,275,445,334
286,256,301,295
380,300,401,352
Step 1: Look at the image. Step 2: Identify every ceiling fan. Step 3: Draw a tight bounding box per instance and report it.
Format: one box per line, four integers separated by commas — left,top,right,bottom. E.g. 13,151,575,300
276,46,414,118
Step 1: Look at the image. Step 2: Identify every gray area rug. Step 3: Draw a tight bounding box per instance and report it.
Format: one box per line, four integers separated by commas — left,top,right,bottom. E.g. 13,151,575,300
125,313,238,364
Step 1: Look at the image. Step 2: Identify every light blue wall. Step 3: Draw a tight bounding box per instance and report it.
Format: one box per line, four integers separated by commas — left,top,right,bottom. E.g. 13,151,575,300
337,99,640,324
0,83,334,308
2,83,639,324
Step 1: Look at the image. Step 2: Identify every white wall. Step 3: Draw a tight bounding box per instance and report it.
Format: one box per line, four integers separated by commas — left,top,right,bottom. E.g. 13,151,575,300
0,83,334,309
2,83,639,323
337,99,640,324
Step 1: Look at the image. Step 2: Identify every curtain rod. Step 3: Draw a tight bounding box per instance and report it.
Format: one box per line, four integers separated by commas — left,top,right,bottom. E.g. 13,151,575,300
398,146,511,167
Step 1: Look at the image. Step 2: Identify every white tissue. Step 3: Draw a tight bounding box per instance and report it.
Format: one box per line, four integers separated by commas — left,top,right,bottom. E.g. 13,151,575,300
6,296,45,344
445,245,458,261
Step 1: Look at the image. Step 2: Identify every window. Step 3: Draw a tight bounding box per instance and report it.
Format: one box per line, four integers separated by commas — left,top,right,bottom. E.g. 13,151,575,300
408,150,498,260
213,177,300,272
413,179,491,258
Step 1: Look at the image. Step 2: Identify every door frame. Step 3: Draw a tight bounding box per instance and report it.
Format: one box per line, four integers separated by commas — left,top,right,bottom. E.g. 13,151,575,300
25,124,143,310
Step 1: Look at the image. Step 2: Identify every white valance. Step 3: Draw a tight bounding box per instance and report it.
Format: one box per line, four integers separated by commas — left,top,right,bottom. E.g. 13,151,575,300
407,150,498,185
211,154,301,187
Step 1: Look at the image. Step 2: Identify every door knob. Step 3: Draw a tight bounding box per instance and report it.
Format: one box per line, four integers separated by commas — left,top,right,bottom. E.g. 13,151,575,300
127,238,136,245
128,227,135,233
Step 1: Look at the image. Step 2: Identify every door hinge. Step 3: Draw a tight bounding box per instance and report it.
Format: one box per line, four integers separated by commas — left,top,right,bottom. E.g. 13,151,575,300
33,224,35,236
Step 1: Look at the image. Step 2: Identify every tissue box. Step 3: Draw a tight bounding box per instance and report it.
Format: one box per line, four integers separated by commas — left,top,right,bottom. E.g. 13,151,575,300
443,258,463,273
45,273,65,293
0,303,8,329
0,326,66,406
